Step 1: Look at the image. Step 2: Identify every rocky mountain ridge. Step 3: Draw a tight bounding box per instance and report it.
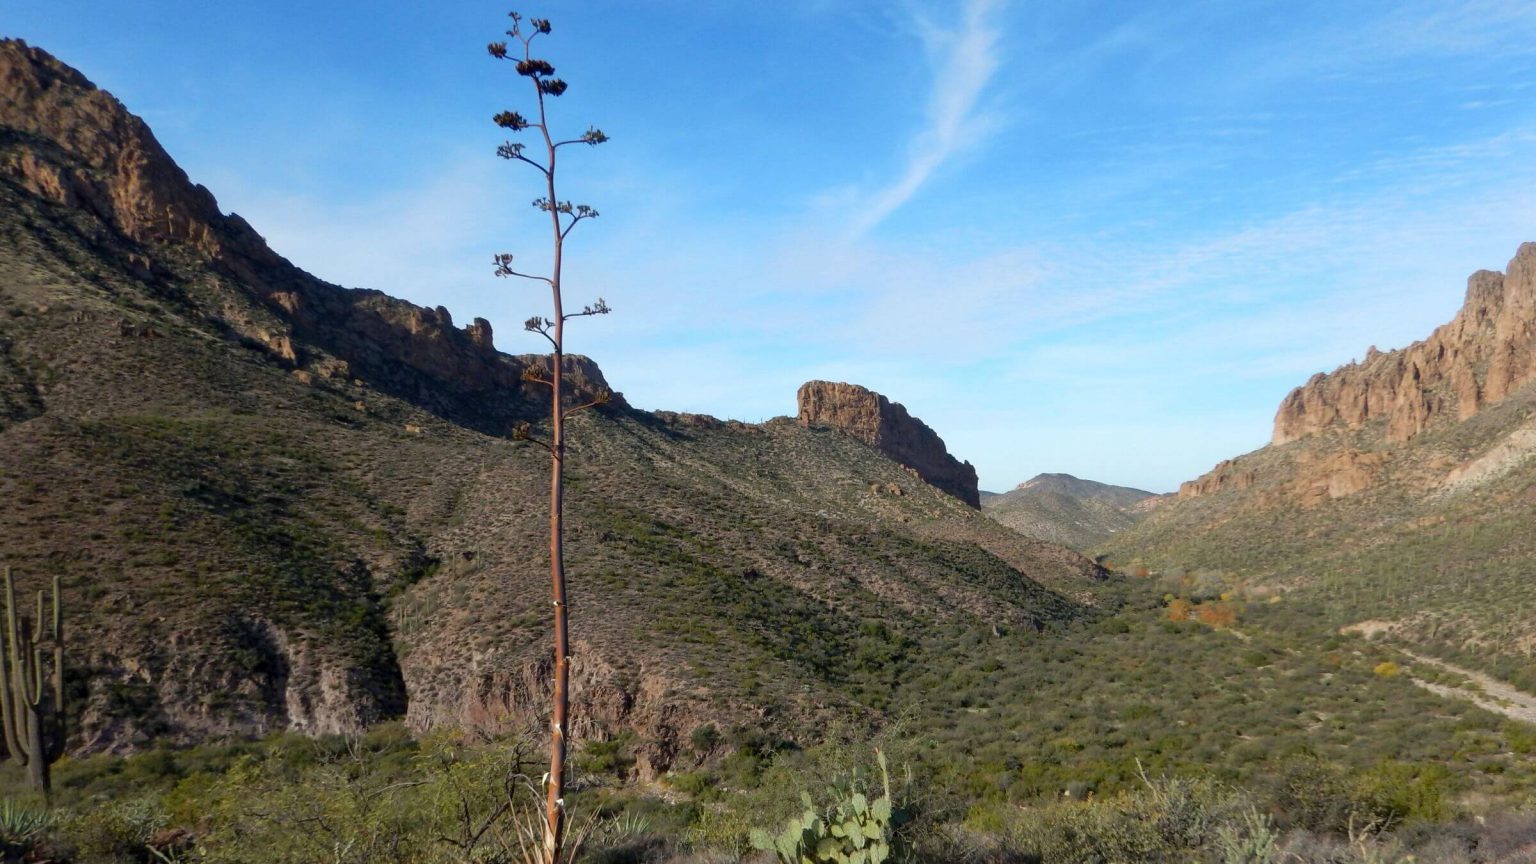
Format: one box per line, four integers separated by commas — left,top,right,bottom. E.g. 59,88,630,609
1011,473,1156,503
797,380,981,507
1272,244,1536,446
0,38,618,431
0,39,1099,762
1178,244,1536,505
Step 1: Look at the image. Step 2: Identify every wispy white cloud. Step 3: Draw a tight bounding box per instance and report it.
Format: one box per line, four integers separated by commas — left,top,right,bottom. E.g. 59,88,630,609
146,0,1536,494
1372,0,1536,58
845,0,1005,235
206,156,508,318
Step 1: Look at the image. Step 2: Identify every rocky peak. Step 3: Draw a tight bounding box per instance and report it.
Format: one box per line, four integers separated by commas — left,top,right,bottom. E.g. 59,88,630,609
1017,473,1158,506
797,380,980,507
1017,473,1078,491
1273,242,1536,445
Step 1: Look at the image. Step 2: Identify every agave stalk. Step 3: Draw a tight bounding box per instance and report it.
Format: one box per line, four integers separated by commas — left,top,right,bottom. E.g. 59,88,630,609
488,11,610,862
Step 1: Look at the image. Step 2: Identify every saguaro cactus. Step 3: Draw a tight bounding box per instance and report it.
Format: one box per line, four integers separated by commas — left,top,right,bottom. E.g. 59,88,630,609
0,567,64,796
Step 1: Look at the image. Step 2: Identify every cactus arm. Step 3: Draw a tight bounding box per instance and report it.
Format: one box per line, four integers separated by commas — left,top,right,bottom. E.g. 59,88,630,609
29,642,42,708
46,575,63,763
44,643,63,764
13,618,36,709
8,654,29,765
4,569,25,707
0,578,15,764
21,696,35,761
0,568,26,764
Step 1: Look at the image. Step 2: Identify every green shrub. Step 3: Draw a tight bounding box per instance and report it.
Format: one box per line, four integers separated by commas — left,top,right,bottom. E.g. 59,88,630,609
1356,762,1456,827
1265,759,1358,833
690,723,723,756
67,795,169,864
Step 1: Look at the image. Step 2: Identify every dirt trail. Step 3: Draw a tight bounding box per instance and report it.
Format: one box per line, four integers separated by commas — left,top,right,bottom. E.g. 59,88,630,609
1403,651,1536,725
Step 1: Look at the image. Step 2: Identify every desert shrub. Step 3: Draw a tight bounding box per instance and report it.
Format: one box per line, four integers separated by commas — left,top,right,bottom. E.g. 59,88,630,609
1503,721,1536,755
1196,602,1239,629
1260,759,1359,834
66,795,169,864
169,731,556,864
580,733,638,778
999,773,1256,863
1355,761,1456,827
690,723,722,756
1005,798,1167,863
1212,806,1281,864
667,771,718,798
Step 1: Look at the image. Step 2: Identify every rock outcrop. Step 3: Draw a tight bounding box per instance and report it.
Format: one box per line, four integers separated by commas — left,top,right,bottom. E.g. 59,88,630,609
1273,244,1536,445
1178,439,1392,507
0,38,620,426
797,380,980,507
1178,457,1256,498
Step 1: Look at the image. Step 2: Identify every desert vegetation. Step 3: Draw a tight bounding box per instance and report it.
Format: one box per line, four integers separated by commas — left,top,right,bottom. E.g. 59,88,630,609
0,573,1531,862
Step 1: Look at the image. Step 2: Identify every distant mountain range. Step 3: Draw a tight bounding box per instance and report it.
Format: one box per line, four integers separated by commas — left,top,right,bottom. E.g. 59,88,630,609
982,473,1164,552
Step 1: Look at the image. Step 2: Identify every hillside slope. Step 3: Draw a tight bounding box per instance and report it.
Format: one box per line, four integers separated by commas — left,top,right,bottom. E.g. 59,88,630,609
982,473,1161,551
0,39,1101,768
1107,243,1536,688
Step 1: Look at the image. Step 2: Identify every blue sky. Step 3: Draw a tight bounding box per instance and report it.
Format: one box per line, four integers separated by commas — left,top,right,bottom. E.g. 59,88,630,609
9,1,1536,492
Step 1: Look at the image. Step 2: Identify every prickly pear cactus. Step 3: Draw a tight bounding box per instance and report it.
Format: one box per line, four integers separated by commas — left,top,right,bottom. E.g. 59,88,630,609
750,750,905,864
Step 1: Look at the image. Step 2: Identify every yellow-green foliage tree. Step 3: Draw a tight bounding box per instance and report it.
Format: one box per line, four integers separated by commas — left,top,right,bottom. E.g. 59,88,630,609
1194,602,1237,629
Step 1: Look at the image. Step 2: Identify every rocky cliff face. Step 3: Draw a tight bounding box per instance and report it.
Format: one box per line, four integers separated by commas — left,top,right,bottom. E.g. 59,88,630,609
0,39,266,264
1273,244,1536,445
1175,241,1536,506
797,380,980,507
0,38,619,427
